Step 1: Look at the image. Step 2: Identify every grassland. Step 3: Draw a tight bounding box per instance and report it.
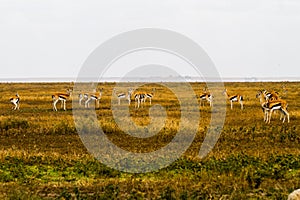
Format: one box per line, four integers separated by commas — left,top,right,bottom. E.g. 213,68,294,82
0,82,300,199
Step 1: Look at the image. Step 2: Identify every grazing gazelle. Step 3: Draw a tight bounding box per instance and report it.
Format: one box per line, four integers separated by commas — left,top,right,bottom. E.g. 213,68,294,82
113,88,133,105
144,88,155,105
199,92,213,107
52,89,72,111
223,89,243,110
10,93,20,110
85,88,103,108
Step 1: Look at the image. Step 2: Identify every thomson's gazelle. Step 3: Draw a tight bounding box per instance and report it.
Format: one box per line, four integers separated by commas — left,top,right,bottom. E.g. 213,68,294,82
256,90,289,123
85,88,103,108
52,89,72,111
113,88,133,105
262,90,280,101
223,89,243,110
263,99,289,124
134,92,146,108
10,93,20,110
78,93,88,106
144,88,155,105
199,87,213,106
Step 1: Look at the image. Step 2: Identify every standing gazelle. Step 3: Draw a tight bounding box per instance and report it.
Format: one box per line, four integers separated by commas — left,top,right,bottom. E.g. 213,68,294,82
10,93,20,110
134,92,146,108
262,90,280,101
52,89,72,111
256,90,289,123
263,99,289,124
85,88,103,108
223,89,243,110
78,93,88,106
113,88,133,105
198,87,213,107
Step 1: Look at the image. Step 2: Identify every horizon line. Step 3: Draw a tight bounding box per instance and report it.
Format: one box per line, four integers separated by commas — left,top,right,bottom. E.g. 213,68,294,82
0,76,299,83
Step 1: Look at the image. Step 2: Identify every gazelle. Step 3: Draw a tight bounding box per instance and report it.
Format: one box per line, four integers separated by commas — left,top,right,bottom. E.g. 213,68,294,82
10,93,20,110
134,92,146,108
199,92,213,107
262,90,280,101
85,88,103,108
223,89,243,110
198,87,213,107
52,89,72,111
256,90,289,123
113,88,133,105
256,91,271,122
144,88,155,105
78,93,88,106
263,99,289,124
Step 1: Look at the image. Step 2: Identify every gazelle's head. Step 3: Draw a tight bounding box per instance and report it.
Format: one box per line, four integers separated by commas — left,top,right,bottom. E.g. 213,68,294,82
256,90,263,98
16,92,19,97
128,88,133,94
222,89,227,95
99,88,103,96
152,88,156,93
66,88,73,95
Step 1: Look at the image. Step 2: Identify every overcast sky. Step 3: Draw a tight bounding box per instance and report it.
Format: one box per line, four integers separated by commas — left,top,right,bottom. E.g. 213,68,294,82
1,0,300,80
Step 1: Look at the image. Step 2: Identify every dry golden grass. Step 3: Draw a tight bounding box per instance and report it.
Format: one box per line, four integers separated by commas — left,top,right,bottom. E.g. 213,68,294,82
0,81,299,199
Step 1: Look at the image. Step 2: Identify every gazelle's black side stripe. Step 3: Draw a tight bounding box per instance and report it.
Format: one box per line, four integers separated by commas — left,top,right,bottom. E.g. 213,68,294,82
230,95,238,101
59,95,67,100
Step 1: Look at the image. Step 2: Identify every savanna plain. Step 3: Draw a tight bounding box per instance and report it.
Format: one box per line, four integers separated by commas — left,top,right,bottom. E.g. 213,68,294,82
0,82,300,199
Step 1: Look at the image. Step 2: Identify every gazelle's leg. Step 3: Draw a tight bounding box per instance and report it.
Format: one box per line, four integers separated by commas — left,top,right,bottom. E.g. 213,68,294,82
240,101,243,110
63,100,66,111
85,98,90,108
283,109,290,123
53,99,59,111
264,109,267,122
230,101,233,109
282,110,286,123
268,110,273,124
13,102,17,110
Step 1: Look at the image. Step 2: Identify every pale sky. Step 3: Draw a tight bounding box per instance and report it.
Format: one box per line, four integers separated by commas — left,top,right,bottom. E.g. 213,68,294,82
1,0,300,80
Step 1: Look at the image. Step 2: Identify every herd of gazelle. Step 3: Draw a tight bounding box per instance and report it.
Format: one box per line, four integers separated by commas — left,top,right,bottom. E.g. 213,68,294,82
9,86,290,123
51,87,155,111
